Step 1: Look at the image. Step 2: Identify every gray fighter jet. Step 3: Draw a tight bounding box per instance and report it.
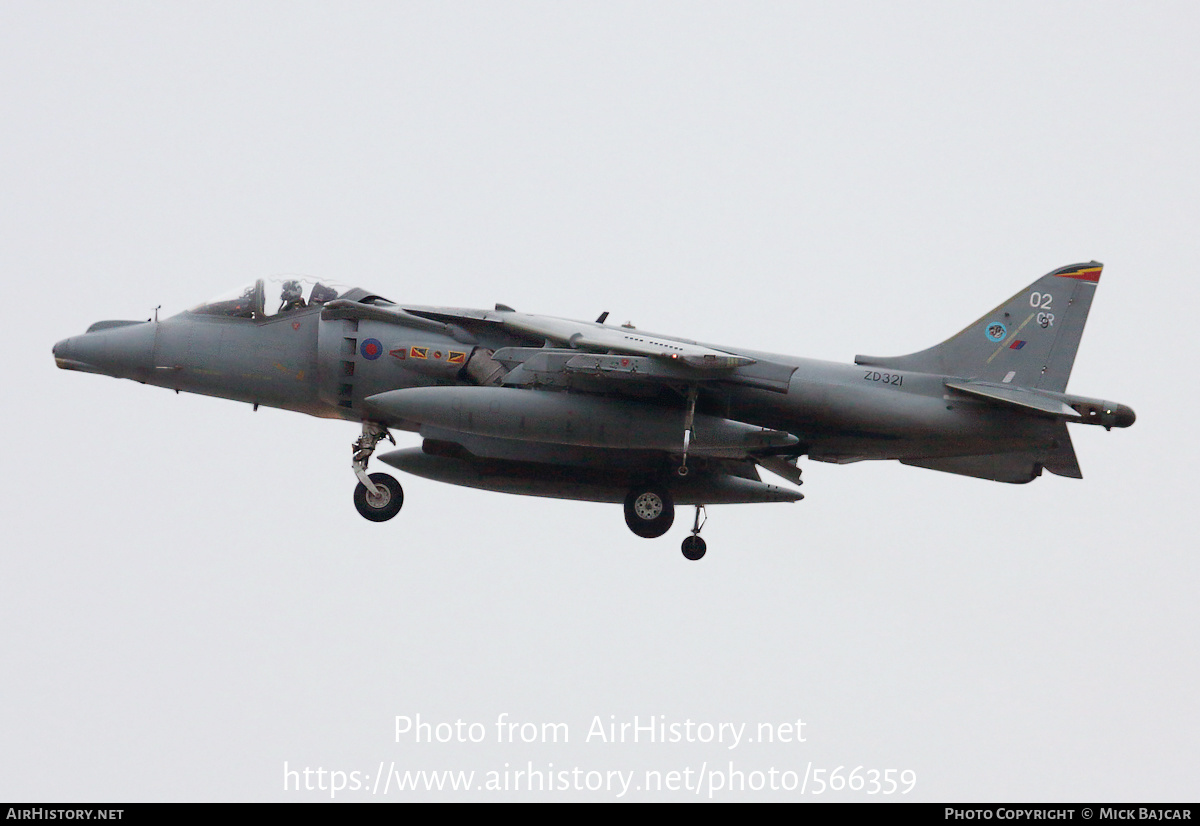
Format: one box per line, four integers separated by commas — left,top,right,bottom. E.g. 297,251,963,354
53,263,1134,560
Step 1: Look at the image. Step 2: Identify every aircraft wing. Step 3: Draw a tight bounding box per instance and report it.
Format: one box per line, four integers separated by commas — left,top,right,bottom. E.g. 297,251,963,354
492,348,797,393
400,306,755,370
323,301,794,391
497,311,755,369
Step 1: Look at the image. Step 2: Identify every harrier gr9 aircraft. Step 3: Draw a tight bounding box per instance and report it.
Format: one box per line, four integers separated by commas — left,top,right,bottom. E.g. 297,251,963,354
54,263,1133,559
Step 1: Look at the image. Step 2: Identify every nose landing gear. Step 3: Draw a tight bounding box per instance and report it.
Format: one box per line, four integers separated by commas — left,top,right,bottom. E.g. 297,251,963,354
351,422,403,522
354,472,404,522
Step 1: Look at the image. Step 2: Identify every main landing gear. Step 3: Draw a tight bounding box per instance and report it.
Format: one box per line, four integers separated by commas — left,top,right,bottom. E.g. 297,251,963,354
621,384,712,559
623,485,709,561
624,485,674,538
352,422,404,522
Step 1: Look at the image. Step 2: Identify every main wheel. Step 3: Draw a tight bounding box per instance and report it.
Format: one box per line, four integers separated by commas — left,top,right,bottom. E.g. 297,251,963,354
624,485,674,538
681,535,707,560
354,473,404,522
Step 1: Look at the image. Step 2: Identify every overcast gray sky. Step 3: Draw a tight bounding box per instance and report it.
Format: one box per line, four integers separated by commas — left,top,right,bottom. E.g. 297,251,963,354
3,1,1197,801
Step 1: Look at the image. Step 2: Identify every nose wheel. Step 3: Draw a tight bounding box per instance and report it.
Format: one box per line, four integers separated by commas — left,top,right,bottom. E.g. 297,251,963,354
351,422,403,522
681,505,707,560
354,472,404,522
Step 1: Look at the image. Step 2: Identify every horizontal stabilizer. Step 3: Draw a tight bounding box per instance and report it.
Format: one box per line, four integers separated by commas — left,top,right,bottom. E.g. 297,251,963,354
944,380,1081,418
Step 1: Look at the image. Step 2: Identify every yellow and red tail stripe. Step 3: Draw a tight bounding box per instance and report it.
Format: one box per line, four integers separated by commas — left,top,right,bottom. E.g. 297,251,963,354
1055,264,1102,282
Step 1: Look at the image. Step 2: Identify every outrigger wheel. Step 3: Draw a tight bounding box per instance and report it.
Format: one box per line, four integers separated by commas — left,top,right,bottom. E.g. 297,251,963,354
681,505,708,560
624,485,675,538
681,535,707,561
354,472,404,522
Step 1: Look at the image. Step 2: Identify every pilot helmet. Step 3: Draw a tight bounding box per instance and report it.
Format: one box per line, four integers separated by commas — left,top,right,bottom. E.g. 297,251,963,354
281,279,303,301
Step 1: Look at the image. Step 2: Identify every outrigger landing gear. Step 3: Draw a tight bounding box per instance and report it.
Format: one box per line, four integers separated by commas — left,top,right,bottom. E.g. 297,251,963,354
681,505,707,560
351,423,403,522
676,385,698,477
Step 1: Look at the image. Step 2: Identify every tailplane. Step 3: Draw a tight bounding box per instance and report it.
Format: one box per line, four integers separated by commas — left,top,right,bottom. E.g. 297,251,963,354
857,262,1103,392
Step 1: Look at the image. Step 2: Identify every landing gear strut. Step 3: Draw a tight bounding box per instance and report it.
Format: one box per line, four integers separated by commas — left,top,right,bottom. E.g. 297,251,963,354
351,422,403,522
681,505,707,560
677,385,698,477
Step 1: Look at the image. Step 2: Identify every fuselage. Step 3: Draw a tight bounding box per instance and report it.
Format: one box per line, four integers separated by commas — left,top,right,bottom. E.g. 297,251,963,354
52,266,1136,552
53,297,1126,470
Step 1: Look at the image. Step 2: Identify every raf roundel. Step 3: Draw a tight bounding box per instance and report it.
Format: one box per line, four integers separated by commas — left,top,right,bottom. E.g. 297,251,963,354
360,338,383,360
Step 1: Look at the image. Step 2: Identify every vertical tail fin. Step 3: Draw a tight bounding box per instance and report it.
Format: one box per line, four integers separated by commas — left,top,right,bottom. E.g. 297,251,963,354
856,262,1103,392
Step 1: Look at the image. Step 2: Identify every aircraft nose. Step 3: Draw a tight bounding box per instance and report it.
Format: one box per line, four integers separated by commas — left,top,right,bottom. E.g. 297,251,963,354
53,334,98,373
53,321,156,379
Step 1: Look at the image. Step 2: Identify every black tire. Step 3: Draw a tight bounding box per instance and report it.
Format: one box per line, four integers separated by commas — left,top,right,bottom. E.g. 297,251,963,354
623,485,674,538
354,473,404,522
681,535,707,561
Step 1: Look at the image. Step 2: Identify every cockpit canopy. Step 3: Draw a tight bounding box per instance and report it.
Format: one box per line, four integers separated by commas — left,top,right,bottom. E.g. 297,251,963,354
189,276,348,319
